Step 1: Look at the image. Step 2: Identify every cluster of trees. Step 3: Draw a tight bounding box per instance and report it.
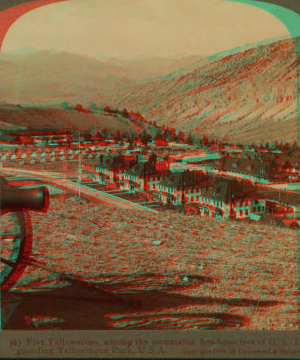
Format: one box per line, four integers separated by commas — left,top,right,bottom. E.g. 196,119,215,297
61,102,300,153
247,139,299,152
103,105,148,123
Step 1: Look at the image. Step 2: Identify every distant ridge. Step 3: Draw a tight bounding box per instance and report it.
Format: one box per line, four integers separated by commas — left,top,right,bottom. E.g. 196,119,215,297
103,35,299,144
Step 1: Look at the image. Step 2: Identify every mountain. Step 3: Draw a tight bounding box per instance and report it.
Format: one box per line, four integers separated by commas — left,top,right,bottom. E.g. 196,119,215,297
167,53,197,59
103,37,300,144
0,51,134,106
0,51,205,106
3,46,38,55
103,55,206,81
0,104,145,134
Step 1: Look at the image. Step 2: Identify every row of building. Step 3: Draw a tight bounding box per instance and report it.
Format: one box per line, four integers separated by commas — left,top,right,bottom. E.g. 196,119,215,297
82,152,299,223
212,153,298,182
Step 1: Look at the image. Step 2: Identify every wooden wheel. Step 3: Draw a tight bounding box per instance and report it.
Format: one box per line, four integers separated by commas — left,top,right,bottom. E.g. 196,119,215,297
0,175,47,291
0,210,33,290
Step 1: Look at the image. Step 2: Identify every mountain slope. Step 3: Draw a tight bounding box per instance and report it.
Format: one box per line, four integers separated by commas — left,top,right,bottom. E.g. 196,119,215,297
0,104,145,134
0,51,205,106
104,37,300,143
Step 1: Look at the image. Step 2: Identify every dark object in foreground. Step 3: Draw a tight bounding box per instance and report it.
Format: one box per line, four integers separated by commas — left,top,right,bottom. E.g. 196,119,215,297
0,175,142,309
0,176,49,212
0,175,50,290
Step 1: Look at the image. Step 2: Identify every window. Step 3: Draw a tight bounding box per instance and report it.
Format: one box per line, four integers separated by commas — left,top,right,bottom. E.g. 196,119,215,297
152,184,155,189
262,206,265,211
246,209,248,215
196,196,199,201
240,210,243,216
191,196,194,202
257,206,260,212
231,208,234,214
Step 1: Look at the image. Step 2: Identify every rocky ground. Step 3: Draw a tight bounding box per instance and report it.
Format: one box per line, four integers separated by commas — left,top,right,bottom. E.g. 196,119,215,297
2,193,297,330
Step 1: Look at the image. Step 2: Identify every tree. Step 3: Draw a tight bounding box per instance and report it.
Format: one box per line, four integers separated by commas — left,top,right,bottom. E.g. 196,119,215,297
128,133,134,148
82,130,92,142
203,135,209,147
154,130,163,141
95,131,102,140
61,101,72,109
141,130,152,145
90,103,98,111
44,137,49,146
187,131,195,145
114,130,121,142
102,128,108,139
177,130,185,143
283,141,291,151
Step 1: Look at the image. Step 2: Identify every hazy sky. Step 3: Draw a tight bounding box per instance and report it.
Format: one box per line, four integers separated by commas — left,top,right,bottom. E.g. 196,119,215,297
2,0,291,58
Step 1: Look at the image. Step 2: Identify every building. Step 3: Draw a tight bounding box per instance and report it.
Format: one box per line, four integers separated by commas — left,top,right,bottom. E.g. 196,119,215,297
151,170,213,205
83,153,134,186
199,179,266,219
213,155,280,182
121,154,168,191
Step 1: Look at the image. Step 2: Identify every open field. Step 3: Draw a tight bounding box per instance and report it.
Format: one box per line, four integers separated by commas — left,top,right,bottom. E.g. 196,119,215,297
268,183,300,191
2,194,297,330
0,105,145,134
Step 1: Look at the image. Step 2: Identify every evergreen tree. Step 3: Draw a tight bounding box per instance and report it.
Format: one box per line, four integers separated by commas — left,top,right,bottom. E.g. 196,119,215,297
102,128,108,139
90,103,98,111
187,131,195,145
61,101,72,109
141,130,149,145
95,131,102,140
154,130,163,141
177,130,185,143
114,130,121,142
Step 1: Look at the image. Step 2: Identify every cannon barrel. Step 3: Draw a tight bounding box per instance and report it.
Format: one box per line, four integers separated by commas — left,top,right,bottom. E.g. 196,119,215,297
0,179,49,212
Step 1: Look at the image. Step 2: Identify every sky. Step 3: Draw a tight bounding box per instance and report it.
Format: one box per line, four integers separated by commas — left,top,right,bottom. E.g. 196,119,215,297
1,0,292,59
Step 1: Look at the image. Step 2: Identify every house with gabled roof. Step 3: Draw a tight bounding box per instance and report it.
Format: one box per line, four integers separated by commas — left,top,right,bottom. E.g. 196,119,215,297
122,156,168,191
83,153,134,186
256,188,300,213
213,155,279,182
150,170,213,205
199,179,266,219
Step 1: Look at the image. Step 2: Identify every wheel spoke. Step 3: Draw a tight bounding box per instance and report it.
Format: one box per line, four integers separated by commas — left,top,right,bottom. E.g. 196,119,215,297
1,257,15,267
0,232,21,239
1,210,32,290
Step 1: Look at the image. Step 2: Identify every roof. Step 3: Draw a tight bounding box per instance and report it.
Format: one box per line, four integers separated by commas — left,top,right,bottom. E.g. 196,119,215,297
261,213,277,224
256,188,300,207
214,155,278,178
277,218,298,227
160,170,211,190
150,189,176,199
201,179,255,202
249,213,261,221
95,154,126,170
127,161,162,178
197,203,223,213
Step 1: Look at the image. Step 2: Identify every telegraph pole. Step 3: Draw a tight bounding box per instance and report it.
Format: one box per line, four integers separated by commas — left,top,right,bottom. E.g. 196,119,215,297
78,129,82,198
